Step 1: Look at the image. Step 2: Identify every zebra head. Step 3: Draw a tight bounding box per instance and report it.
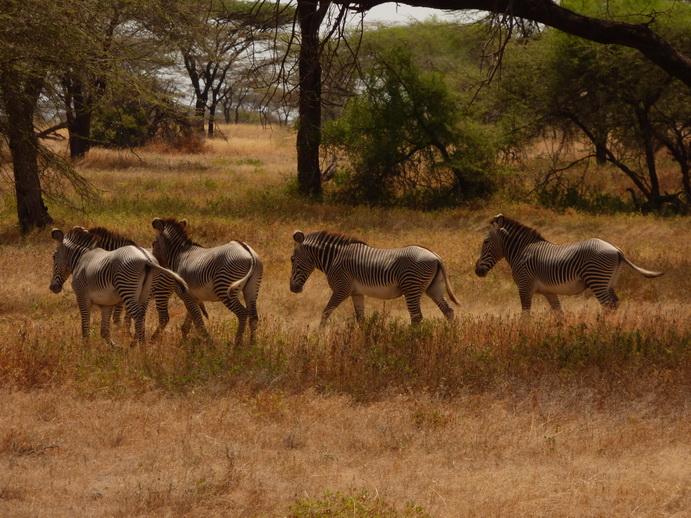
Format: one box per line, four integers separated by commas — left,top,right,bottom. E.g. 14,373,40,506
475,214,506,277
152,217,187,268
50,229,70,293
290,230,315,293
50,227,94,293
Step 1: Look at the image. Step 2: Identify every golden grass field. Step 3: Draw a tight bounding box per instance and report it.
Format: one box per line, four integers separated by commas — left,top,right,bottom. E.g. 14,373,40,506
0,124,689,516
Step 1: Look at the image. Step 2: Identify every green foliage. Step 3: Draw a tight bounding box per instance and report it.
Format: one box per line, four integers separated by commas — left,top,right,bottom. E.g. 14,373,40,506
324,45,498,208
287,490,431,518
92,104,150,148
490,0,691,213
535,185,633,215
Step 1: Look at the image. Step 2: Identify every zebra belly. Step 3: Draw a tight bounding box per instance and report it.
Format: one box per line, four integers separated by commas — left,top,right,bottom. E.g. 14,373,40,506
88,288,122,306
352,281,402,300
188,285,220,302
534,278,587,296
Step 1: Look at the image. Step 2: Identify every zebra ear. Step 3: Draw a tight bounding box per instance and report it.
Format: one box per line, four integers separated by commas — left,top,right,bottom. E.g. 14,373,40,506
152,218,164,232
493,214,505,228
293,231,305,244
180,219,187,229
51,229,64,242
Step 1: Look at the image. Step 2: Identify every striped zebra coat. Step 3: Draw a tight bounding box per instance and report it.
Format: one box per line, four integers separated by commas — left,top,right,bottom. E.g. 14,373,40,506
50,226,188,347
87,227,209,340
474,214,663,312
290,230,460,325
151,218,263,346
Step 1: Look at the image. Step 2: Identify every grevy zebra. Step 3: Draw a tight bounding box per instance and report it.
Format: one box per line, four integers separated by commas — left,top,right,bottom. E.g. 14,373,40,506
151,217,263,345
290,230,460,325
475,214,663,312
87,227,209,340
50,226,189,347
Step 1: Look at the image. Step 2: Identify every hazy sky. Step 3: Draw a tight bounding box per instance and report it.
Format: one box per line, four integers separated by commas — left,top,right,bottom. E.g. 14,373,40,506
361,2,458,25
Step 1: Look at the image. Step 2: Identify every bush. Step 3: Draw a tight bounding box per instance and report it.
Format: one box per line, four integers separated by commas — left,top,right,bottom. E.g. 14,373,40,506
324,46,497,208
92,99,201,150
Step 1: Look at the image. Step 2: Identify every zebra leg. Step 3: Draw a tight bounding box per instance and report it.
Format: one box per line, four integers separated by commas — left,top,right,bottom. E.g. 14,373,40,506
403,292,424,324
181,312,194,338
123,299,146,346
351,294,365,322
544,293,563,313
518,285,534,313
150,288,171,340
425,279,455,320
320,290,350,327
112,303,124,326
99,305,117,348
220,295,249,346
77,298,93,343
245,297,259,345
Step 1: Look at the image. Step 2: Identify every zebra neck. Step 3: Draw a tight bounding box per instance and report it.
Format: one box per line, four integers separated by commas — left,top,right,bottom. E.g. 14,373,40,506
68,244,92,271
502,232,545,267
310,242,347,274
167,242,200,270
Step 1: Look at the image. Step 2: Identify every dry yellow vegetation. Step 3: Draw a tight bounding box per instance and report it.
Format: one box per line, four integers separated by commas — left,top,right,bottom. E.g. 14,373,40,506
0,124,689,516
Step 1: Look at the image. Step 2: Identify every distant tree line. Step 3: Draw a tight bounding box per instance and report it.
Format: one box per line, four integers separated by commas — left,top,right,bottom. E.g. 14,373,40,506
2,0,691,233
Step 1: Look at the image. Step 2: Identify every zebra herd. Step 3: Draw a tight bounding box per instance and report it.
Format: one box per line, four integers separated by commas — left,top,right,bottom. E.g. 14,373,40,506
50,214,664,347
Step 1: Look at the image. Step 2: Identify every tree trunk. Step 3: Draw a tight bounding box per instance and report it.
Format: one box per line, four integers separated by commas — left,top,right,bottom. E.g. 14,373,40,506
208,104,216,138
63,76,94,158
1,72,52,233
296,0,327,198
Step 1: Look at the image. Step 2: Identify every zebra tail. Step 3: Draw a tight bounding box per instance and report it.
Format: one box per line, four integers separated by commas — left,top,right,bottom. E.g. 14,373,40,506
147,261,190,293
620,254,664,278
228,242,256,297
439,260,461,306
137,264,155,305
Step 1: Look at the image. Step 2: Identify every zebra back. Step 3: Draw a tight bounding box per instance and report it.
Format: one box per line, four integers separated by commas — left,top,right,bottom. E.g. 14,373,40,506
88,226,139,251
300,230,366,272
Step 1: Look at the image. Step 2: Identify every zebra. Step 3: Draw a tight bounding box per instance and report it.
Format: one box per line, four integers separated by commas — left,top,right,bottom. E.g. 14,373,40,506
151,217,263,346
50,226,189,347
474,214,664,312
290,230,460,325
87,226,209,340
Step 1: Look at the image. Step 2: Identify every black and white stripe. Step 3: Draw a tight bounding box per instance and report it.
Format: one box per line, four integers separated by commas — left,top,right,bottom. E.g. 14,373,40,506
290,230,460,324
88,227,209,340
50,226,188,347
151,217,263,345
475,214,663,312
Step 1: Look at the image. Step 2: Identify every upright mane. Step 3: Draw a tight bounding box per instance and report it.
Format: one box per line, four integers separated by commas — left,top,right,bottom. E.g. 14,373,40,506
501,217,547,243
162,218,204,247
88,226,138,249
307,230,367,247
64,226,100,249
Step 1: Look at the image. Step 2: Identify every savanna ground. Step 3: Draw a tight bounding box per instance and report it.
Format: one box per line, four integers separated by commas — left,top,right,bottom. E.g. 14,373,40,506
0,124,689,517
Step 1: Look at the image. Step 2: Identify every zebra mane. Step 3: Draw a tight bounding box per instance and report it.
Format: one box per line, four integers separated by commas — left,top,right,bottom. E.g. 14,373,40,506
64,226,100,249
161,217,204,247
500,217,547,242
307,230,367,247
88,226,138,250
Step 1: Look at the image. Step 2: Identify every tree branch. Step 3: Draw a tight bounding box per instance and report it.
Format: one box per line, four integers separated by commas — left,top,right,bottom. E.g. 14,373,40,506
337,0,691,88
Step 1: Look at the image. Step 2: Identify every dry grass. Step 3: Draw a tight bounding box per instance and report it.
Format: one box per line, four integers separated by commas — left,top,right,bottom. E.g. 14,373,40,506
0,124,689,517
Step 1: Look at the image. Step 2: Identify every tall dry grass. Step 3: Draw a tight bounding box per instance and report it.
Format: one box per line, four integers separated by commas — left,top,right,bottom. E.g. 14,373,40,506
0,124,689,516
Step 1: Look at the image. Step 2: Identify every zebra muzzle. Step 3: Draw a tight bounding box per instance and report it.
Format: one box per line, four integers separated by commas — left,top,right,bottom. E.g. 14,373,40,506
475,265,488,277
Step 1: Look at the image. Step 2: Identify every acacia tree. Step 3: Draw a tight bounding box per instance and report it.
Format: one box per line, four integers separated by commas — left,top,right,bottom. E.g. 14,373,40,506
0,1,75,231
491,1,691,212
164,0,294,137
338,0,691,90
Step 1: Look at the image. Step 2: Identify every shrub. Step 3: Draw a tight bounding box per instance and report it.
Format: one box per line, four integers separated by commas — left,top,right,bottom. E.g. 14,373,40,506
324,46,497,208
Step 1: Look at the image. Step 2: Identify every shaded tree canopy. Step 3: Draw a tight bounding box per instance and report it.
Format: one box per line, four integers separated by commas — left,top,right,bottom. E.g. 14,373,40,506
339,0,691,89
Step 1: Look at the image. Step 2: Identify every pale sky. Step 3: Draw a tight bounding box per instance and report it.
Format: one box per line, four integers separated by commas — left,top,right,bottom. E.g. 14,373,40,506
361,2,459,25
